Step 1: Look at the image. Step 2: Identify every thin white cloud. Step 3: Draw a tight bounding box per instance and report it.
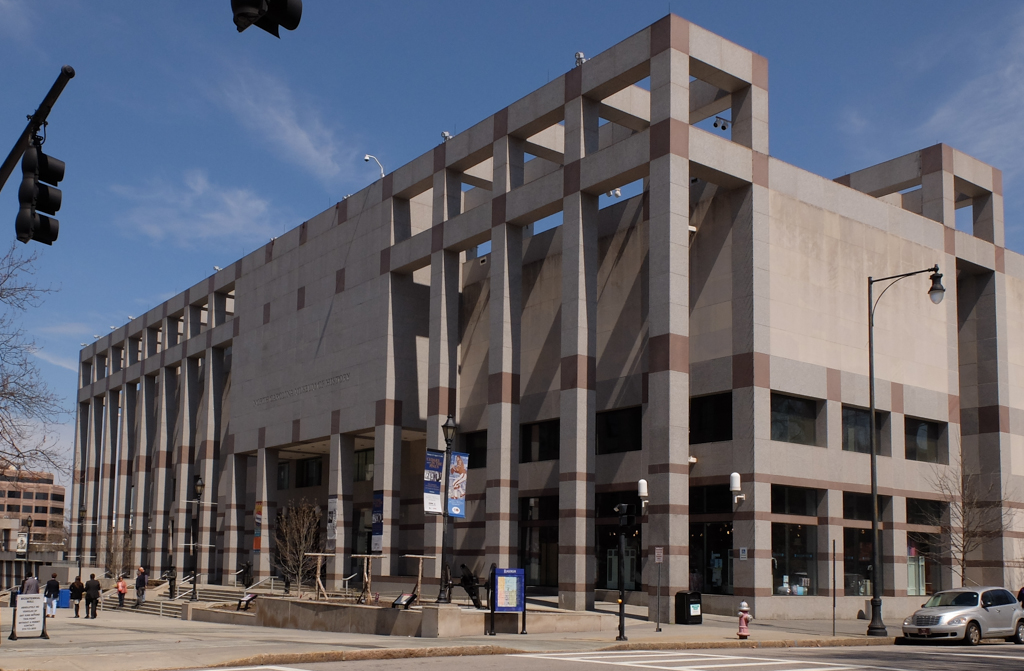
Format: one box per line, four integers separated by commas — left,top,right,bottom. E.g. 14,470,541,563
37,321,92,336
111,169,285,247
916,13,1024,180
0,0,33,40
33,348,78,372
213,66,353,187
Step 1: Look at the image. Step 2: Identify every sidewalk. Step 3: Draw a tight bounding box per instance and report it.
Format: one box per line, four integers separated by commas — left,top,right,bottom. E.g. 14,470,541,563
0,602,894,671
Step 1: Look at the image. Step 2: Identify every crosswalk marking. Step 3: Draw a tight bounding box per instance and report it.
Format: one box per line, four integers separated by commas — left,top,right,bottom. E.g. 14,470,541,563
514,651,910,671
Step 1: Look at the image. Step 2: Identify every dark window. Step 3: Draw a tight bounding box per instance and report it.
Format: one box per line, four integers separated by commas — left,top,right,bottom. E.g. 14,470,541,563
907,532,943,596
32,519,45,527
905,418,944,463
770,393,818,446
519,496,558,588
34,505,47,514
520,420,559,463
690,393,732,444
689,485,732,515
0,490,4,497
771,485,820,517
772,523,817,595
843,492,891,521
461,430,487,469
841,406,884,454
5,504,17,512
907,498,944,526
844,527,874,596
295,457,323,488
49,507,63,515
49,519,63,528
7,490,20,498
276,462,290,490
596,407,642,454
34,492,48,500
689,521,733,595
354,449,374,482
50,493,64,502
22,505,32,512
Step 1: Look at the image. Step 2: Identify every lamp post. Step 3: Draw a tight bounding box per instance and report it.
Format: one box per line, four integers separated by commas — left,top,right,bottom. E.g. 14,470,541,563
865,264,945,637
191,475,205,602
78,502,86,575
25,516,32,569
435,414,457,604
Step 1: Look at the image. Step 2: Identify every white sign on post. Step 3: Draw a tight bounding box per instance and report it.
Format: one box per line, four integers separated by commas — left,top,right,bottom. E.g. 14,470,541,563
16,593,45,636
654,546,664,564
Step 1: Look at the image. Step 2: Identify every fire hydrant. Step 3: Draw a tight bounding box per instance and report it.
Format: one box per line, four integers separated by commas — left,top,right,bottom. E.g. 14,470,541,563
737,601,752,639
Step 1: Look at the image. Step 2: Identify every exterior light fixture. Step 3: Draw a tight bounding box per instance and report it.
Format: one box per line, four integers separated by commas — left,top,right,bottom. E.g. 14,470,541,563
441,414,457,448
928,272,945,304
364,154,385,179
195,475,205,500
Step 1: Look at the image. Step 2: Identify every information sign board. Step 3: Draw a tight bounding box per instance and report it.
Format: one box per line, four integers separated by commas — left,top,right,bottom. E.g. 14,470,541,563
494,568,525,613
655,546,664,564
446,451,469,518
371,490,384,552
16,594,45,636
423,450,444,514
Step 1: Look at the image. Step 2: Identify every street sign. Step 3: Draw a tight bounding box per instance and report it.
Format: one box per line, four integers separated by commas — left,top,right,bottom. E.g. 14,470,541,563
15,594,46,638
494,568,525,613
739,547,748,561
655,546,664,564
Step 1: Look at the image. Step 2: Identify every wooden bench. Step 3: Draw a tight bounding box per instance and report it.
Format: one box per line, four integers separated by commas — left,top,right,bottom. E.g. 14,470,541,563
237,593,257,611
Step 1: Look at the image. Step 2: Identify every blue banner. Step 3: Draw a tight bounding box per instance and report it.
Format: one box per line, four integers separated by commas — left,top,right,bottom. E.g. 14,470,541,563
423,450,444,514
371,490,384,552
494,568,525,612
447,451,469,518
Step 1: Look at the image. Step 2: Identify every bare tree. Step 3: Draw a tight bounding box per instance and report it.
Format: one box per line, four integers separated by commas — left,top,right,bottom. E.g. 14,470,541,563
101,528,135,579
0,243,66,473
911,459,1015,585
273,499,324,588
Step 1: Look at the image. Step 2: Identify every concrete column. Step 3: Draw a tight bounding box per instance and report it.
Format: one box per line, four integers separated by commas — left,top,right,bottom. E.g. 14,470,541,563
823,490,844,599
645,23,691,623
172,358,200,577
730,55,768,154
132,375,154,570
557,92,599,611
71,400,89,569
218,453,245,584
971,183,1005,247
97,390,119,568
149,368,173,573
116,384,135,564
195,349,223,579
889,495,907,597
254,446,278,579
327,433,355,590
920,145,955,227
425,164,462,579
373,404,403,576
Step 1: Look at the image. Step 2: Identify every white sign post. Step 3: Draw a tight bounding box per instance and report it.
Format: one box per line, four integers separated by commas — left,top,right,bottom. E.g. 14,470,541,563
11,593,48,640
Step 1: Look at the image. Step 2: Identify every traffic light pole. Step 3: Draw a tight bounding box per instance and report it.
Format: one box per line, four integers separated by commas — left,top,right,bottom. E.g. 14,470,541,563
0,65,75,195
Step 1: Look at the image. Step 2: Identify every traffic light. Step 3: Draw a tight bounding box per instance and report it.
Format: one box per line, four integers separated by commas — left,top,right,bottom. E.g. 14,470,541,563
231,0,302,37
614,503,636,527
16,145,63,245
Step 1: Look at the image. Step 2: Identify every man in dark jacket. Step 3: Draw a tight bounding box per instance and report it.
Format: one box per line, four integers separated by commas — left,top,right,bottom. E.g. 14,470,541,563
69,576,85,617
21,573,39,594
44,572,61,618
84,573,101,619
134,567,148,608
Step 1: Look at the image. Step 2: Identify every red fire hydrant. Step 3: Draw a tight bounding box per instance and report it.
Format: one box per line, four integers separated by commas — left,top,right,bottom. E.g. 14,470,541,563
737,601,752,639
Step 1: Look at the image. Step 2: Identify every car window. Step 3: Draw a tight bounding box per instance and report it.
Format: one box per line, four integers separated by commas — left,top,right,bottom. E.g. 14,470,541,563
951,592,980,607
925,591,978,607
998,590,1017,606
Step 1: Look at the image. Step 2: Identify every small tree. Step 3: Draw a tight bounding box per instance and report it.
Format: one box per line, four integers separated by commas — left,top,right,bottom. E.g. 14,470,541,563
273,499,324,588
0,243,66,472
101,528,134,579
912,459,1015,585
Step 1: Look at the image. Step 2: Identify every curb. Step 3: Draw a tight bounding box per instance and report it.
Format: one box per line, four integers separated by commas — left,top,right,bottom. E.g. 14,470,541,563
205,637,896,669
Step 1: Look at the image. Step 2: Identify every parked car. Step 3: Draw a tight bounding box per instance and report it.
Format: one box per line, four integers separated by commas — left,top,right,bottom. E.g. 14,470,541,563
902,587,1024,645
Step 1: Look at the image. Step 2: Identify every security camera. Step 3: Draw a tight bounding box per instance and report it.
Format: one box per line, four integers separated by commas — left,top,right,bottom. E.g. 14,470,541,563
364,155,370,162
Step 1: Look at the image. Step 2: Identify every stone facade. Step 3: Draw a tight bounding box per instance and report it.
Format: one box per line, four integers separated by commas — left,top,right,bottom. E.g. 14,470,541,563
72,15,1024,621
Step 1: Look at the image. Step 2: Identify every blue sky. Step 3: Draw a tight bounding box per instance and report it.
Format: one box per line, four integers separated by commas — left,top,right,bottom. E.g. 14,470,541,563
2,1,1023,472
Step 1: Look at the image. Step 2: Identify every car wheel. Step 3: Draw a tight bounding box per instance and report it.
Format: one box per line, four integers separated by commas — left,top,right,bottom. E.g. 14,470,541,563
963,621,982,646
1013,620,1024,645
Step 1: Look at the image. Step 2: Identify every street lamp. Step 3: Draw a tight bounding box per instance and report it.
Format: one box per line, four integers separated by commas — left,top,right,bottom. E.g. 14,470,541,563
191,475,205,602
78,502,86,575
865,264,944,637
25,516,32,571
435,414,457,604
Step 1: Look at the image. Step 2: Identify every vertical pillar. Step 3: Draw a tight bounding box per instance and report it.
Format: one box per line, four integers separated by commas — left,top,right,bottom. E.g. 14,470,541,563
327,433,355,590
730,53,769,154
195,349,223,579
557,82,599,611
149,368,172,573
253,445,278,579
487,127,524,573
645,15,691,623
117,384,136,567
921,144,955,227
218,451,245,584
425,160,462,578
172,359,200,577
97,389,118,566
131,377,152,570
71,399,89,569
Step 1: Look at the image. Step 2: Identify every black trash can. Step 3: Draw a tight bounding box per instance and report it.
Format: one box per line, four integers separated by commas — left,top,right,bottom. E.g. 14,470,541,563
675,591,702,624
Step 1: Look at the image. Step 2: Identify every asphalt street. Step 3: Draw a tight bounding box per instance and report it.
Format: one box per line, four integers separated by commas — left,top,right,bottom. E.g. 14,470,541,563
196,645,1024,671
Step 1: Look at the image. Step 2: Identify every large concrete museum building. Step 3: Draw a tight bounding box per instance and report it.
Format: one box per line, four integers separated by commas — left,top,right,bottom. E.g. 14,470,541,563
72,15,1024,620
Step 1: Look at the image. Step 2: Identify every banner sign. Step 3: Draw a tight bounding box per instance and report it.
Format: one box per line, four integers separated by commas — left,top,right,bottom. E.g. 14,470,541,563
16,531,27,558
423,450,445,514
371,490,384,552
326,498,338,541
494,568,525,613
446,451,469,518
16,594,45,636
253,502,263,552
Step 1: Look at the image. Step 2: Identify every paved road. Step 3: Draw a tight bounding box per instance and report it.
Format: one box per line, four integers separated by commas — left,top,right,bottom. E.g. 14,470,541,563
202,645,1024,671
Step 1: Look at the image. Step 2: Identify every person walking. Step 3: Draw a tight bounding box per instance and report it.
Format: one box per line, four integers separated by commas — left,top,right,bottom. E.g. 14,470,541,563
134,566,148,608
69,576,85,617
44,572,60,618
84,573,101,619
22,572,39,594
1018,585,1024,607
116,575,127,608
